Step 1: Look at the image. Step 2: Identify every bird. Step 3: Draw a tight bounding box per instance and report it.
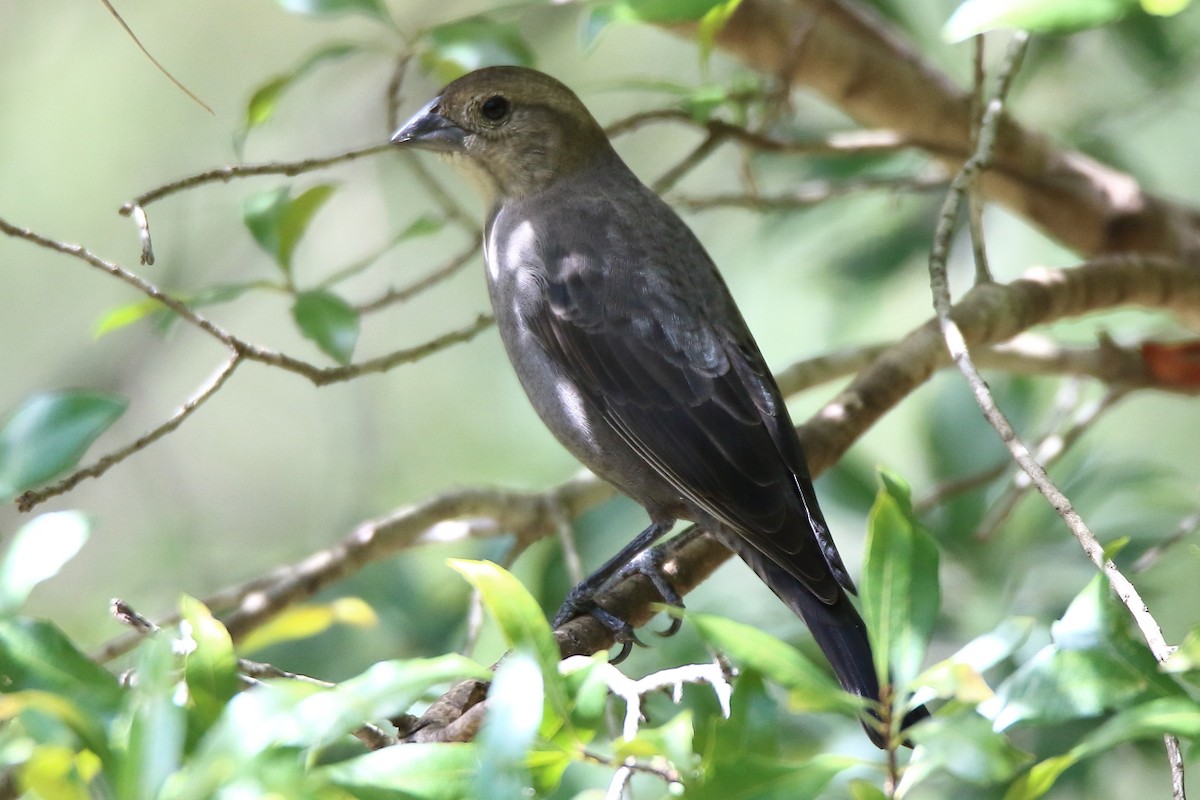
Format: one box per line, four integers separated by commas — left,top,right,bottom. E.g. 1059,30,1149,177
391,66,928,747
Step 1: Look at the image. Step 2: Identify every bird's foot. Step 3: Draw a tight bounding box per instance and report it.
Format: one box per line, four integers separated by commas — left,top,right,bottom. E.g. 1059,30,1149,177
551,546,685,663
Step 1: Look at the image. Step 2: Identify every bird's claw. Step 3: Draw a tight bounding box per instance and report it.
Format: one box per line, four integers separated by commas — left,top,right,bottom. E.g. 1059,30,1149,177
551,544,685,659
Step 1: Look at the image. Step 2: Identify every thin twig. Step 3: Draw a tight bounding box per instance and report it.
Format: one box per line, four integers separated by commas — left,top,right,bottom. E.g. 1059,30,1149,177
674,171,948,212
97,0,213,114
967,35,992,284
18,353,243,512
926,31,1184,796
972,387,1129,541
1132,505,1200,573
652,132,724,195
120,144,392,213
355,239,481,313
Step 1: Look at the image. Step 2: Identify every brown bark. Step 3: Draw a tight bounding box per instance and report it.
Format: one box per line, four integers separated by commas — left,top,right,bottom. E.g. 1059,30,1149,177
691,0,1200,263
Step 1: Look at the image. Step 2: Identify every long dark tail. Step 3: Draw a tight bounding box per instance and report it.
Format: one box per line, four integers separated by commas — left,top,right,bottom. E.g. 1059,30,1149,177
725,537,930,747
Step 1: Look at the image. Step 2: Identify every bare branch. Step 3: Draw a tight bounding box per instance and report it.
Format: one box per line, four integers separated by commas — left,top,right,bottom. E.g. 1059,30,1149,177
674,171,948,212
922,31,1183,793
355,239,481,314
120,144,392,213
18,353,243,512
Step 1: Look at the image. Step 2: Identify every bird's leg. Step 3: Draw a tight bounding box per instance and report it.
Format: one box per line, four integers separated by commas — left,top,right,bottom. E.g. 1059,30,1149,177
552,519,674,659
611,525,706,638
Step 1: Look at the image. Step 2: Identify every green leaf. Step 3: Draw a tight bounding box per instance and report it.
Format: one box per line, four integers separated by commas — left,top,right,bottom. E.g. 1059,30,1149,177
16,744,98,800
696,0,743,62
983,575,1180,730
915,617,1034,704
114,630,185,800
421,18,535,83
94,282,269,339
694,751,856,800
179,596,239,736
1141,0,1190,13
848,779,889,800
449,560,574,738
397,213,446,241
476,652,542,800
243,184,337,273
1165,624,1200,678
943,0,1138,40
596,0,732,25
239,597,378,653
0,618,122,755
0,391,126,501
198,654,488,762
447,560,558,680
292,290,360,365
243,44,360,134
323,742,478,799
1070,696,1200,758
92,298,166,338
861,469,940,688
690,613,860,716
275,0,391,23
616,710,696,773
1005,698,1200,800
0,512,90,615
904,710,1030,786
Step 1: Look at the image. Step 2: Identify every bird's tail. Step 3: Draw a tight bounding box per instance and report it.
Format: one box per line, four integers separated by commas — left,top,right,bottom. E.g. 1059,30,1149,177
724,537,929,748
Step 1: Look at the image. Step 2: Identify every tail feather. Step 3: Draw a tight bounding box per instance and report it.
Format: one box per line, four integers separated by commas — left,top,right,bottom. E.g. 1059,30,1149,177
724,536,930,747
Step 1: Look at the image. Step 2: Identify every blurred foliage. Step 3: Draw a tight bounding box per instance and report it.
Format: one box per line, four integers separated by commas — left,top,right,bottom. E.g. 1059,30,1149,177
1,0,1199,797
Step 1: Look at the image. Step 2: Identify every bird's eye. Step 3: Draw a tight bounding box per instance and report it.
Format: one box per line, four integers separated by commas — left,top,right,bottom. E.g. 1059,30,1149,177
480,95,510,121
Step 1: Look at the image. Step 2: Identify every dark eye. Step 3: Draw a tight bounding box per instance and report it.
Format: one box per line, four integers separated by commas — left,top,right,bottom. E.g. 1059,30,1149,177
480,95,510,121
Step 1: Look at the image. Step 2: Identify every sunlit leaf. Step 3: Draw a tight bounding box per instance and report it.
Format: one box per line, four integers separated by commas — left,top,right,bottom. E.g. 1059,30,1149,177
243,184,337,273
179,596,239,735
243,44,360,135
906,711,1030,785
1141,0,1190,13
615,710,696,772
447,560,558,679
690,613,860,715
449,560,573,733
95,282,269,339
239,597,378,653
114,629,185,800
0,511,90,615
848,779,889,800
292,290,360,365
0,618,122,755
201,654,488,759
944,0,1138,40
275,0,391,23
915,617,1034,703
0,392,126,501
695,751,856,800
324,742,478,798
1004,697,1200,799
983,575,1181,730
696,0,743,62
861,470,940,688
476,652,542,799
17,744,98,800
421,18,535,83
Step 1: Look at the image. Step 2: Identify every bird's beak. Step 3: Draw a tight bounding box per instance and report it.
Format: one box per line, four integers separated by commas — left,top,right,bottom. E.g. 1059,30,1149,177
391,97,467,152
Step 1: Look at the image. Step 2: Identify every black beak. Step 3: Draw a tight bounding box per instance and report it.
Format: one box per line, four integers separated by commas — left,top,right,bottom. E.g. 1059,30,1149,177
391,97,467,152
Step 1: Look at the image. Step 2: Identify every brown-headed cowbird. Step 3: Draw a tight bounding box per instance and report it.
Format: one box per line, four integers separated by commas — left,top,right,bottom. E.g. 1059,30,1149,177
392,66,927,746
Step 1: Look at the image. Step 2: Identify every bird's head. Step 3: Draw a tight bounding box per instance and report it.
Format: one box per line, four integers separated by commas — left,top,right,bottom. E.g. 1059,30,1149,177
391,66,614,202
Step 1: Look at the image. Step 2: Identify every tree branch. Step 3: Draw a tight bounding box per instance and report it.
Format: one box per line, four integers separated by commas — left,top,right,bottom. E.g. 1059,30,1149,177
688,0,1200,263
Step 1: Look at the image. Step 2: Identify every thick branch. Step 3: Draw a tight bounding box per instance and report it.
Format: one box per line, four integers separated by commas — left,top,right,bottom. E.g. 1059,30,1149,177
688,0,1200,263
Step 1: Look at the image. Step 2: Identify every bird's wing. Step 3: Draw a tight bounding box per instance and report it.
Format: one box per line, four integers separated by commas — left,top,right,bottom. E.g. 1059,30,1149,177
513,201,853,602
